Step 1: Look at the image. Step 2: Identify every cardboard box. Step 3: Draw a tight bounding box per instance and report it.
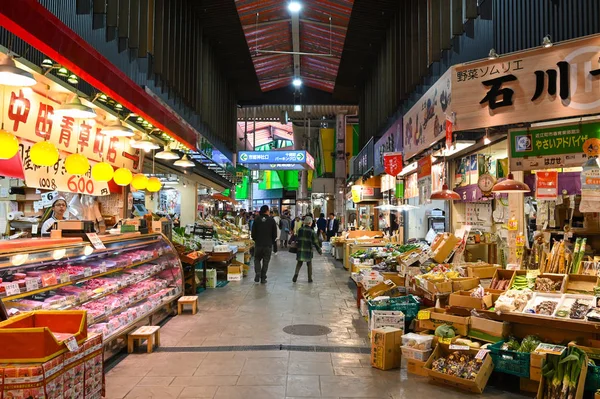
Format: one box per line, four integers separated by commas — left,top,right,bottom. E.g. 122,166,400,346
406,358,428,377
537,354,587,399
365,280,397,300
565,274,597,295
420,279,453,295
416,308,470,336
451,277,480,292
382,273,406,287
424,344,494,394
489,269,516,291
430,233,460,263
530,351,546,368
529,366,542,382
536,273,567,293
449,291,493,309
227,265,243,275
371,327,403,370
469,316,509,340
520,377,540,393
466,265,501,279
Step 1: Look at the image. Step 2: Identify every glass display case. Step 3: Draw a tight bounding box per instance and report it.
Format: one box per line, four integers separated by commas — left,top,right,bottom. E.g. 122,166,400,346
0,233,183,360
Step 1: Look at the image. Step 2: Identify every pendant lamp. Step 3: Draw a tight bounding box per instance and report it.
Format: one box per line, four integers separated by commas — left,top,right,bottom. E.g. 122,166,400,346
30,141,59,166
0,130,18,159
146,176,162,192
101,120,134,137
0,54,36,87
491,173,530,193
131,134,160,152
113,167,133,186
91,161,114,182
174,154,195,167
155,144,180,160
430,184,461,201
65,153,90,175
54,96,97,119
131,173,149,190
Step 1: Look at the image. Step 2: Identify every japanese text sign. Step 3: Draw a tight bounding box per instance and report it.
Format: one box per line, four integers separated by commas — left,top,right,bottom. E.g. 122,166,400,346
238,150,314,170
1,88,141,172
453,34,600,132
403,69,452,161
509,122,600,171
417,156,432,204
383,152,403,176
374,119,403,174
536,171,559,200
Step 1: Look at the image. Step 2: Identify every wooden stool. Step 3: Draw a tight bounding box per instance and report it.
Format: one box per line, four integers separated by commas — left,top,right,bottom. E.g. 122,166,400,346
178,296,198,315
127,326,160,354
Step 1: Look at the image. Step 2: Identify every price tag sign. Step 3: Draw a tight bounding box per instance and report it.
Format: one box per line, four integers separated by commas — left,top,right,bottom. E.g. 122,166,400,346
83,268,93,278
25,279,39,292
526,269,541,279
31,224,38,235
475,349,489,360
449,344,471,351
86,233,106,250
41,273,58,287
64,336,79,352
40,190,59,207
99,264,107,273
4,282,20,296
60,273,70,284
417,310,431,320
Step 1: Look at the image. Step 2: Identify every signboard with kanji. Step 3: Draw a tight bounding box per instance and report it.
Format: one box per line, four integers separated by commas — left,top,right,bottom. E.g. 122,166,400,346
1,88,142,172
453,34,600,132
536,171,559,200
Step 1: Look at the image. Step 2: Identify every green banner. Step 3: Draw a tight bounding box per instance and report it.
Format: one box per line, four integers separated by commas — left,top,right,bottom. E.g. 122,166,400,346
509,122,600,171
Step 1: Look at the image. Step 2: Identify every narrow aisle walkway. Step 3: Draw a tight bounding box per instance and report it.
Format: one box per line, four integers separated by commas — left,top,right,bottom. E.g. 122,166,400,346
106,250,527,399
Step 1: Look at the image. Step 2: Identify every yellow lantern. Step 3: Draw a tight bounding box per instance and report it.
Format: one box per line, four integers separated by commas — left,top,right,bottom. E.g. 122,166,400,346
113,167,132,186
131,173,148,190
65,153,89,175
146,177,162,192
91,162,114,182
0,130,19,159
30,141,59,166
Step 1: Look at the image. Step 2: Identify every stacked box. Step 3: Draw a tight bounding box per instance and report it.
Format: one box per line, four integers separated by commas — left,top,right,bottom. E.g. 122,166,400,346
370,327,403,370
370,310,404,331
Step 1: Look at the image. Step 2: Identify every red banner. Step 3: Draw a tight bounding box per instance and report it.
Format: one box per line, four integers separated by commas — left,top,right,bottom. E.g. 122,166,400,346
383,152,403,176
536,171,558,200
445,117,453,150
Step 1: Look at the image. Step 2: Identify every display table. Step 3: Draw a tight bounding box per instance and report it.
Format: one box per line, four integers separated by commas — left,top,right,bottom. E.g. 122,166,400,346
343,242,386,271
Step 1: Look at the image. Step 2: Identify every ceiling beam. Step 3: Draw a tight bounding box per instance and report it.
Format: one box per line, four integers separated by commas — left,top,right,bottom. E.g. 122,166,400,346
291,9,300,81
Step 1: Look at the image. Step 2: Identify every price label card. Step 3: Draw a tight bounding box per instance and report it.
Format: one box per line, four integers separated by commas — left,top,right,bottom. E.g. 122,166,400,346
4,282,20,296
40,190,59,207
417,310,431,320
449,344,471,351
475,349,489,360
65,336,79,352
41,273,58,287
60,273,70,284
31,224,38,235
83,268,93,278
86,233,106,250
99,264,107,273
526,269,541,279
25,279,39,291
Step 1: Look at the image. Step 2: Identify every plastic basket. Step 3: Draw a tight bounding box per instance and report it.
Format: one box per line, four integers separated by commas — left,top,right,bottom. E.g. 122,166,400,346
367,295,420,321
489,340,530,378
585,363,600,391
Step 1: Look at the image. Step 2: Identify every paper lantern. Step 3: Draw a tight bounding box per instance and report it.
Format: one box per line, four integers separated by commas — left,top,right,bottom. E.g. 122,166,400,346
113,167,133,186
91,162,114,182
131,173,148,190
65,153,90,175
0,130,19,159
146,177,162,192
30,141,59,166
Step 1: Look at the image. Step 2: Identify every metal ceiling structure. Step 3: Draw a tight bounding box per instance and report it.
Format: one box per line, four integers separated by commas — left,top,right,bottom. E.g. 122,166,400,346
237,104,358,120
235,0,354,93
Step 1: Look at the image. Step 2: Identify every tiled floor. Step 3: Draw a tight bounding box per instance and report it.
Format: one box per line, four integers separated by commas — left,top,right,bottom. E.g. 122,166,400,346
105,250,528,398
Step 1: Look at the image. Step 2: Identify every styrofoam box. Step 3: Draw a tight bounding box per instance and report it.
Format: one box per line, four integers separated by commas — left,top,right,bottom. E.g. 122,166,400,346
370,310,404,331
401,346,433,361
401,333,434,350
522,293,563,316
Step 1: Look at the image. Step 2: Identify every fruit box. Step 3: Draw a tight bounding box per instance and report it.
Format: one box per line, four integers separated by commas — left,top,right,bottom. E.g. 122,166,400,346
424,343,494,394
406,358,428,377
489,269,516,291
0,310,87,363
449,291,493,310
416,307,470,336
536,354,587,399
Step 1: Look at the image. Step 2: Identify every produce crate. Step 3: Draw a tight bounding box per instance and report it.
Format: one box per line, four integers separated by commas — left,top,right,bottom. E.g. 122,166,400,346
367,295,420,323
489,340,530,378
584,363,600,391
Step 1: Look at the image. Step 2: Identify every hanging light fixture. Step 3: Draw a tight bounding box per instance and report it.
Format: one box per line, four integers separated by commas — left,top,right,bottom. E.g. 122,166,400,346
41,58,55,69
65,153,90,175
146,176,162,192
131,173,149,190
491,173,531,193
0,54,36,87
487,48,499,60
542,35,553,48
113,167,133,186
91,161,114,182
101,119,134,137
56,67,69,77
155,144,180,160
67,74,78,85
174,154,195,168
54,95,97,119
30,141,59,166
430,183,461,201
0,130,18,159
131,134,159,152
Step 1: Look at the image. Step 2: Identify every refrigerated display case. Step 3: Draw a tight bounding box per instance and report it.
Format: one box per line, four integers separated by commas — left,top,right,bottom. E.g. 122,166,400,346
0,233,183,360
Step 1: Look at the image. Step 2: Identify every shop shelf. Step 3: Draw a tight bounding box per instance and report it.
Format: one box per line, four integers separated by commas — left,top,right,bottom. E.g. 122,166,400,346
489,340,530,378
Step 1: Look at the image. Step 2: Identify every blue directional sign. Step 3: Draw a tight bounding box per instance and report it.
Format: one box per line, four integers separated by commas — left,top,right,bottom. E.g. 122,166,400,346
237,150,314,170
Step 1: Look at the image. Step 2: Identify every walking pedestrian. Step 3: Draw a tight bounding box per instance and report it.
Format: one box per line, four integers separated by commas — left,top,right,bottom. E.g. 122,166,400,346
279,213,291,248
251,205,277,284
316,213,327,242
326,213,339,241
293,216,322,283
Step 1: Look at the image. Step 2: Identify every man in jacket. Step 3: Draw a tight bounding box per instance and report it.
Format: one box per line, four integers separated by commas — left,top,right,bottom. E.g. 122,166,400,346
251,205,277,284
326,213,339,241
316,213,327,241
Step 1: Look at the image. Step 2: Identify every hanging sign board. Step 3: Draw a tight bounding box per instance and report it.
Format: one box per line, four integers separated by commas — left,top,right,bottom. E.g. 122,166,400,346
403,69,453,161
20,141,110,196
536,171,559,200
452,34,600,132
417,156,432,205
508,122,600,171
383,152,403,177
374,119,403,175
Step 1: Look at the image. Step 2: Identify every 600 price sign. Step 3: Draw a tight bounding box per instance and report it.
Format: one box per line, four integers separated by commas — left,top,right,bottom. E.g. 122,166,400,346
67,175,95,194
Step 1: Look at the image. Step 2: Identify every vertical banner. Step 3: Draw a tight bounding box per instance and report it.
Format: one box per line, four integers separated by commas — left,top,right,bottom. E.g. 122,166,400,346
445,116,453,150
383,152,403,176
417,156,432,205
535,171,558,200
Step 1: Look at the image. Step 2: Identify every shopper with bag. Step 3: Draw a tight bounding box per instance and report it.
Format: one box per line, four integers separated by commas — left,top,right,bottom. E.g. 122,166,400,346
251,205,277,284
279,213,291,248
292,216,322,283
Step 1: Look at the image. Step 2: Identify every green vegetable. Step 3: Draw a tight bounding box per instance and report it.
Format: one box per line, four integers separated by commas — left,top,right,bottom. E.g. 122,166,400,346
542,346,586,399
518,335,542,353
434,324,455,339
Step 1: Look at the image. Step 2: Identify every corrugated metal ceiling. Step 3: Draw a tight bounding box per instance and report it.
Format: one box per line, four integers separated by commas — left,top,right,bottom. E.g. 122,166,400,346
235,0,354,93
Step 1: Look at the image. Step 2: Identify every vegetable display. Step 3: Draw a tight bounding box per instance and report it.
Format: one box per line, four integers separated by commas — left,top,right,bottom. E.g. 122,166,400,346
490,277,511,290
511,274,534,290
431,351,484,380
495,289,534,313
434,325,456,339
541,346,585,399
535,300,559,316
501,335,542,353
535,277,562,292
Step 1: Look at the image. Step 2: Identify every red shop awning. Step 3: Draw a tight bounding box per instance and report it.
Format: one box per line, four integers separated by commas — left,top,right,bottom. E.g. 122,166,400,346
0,0,197,150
